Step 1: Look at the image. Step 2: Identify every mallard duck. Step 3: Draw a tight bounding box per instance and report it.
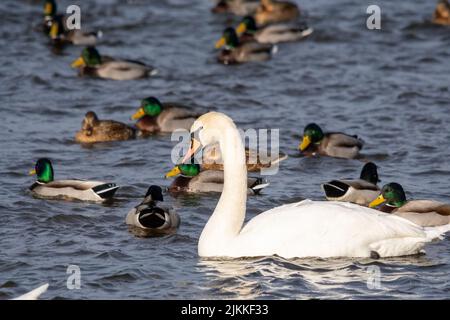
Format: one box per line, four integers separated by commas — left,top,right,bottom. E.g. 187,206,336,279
165,164,269,194
369,183,450,227
299,123,364,159
236,15,313,44
254,0,300,26
126,185,180,234
215,27,275,64
29,158,119,202
432,0,450,26
75,111,136,143
131,97,201,134
321,162,380,206
201,142,288,172
47,15,100,46
71,47,156,80
211,0,260,16
43,0,59,34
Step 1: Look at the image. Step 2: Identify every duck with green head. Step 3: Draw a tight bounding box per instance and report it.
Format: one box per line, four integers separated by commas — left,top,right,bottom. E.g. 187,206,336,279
369,182,450,227
322,162,381,206
299,123,364,159
432,0,450,26
165,163,269,194
29,158,119,202
215,27,274,64
126,185,180,236
236,15,313,44
71,47,156,80
75,111,136,144
131,96,201,135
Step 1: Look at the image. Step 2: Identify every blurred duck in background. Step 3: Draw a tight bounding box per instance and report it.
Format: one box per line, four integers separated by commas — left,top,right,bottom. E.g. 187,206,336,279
47,15,100,47
254,0,300,26
75,111,136,143
298,123,364,159
321,162,381,206
215,27,275,64
211,0,260,16
126,185,180,236
369,183,450,227
71,47,157,80
235,15,312,44
131,97,201,135
165,164,269,194
432,0,450,25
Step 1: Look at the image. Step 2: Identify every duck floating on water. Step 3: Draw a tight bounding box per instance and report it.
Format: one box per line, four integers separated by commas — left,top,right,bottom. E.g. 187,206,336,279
126,185,180,235
322,162,380,206
165,163,269,194
236,15,312,44
254,0,300,26
370,183,450,227
131,97,201,135
299,123,364,159
29,158,119,202
47,15,100,47
215,27,275,64
75,111,136,144
71,47,156,80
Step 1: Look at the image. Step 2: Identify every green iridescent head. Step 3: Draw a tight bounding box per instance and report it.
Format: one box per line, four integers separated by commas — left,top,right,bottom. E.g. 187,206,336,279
299,123,324,151
131,97,163,120
215,27,239,49
370,182,407,208
44,0,57,17
30,158,54,183
238,16,257,34
165,164,200,178
71,47,102,69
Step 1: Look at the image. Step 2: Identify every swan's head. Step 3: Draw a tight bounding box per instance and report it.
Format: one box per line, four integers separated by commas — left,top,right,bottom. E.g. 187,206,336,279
181,112,236,164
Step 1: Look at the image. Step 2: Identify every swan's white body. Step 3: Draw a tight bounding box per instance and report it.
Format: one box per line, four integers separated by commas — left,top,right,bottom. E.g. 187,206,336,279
190,112,445,259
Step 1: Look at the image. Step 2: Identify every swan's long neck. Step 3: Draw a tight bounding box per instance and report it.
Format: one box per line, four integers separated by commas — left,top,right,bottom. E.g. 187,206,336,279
199,125,247,255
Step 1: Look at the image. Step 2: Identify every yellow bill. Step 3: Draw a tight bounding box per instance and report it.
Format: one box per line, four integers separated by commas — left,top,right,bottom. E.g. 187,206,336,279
182,138,202,164
71,57,85,68
44,3,53,15
29,169,36,175
236,22,247,35
49,23,59,39
369,194,386,208
299,135,311,151
215,37,226,49
165,166,181,178
131,108,145,120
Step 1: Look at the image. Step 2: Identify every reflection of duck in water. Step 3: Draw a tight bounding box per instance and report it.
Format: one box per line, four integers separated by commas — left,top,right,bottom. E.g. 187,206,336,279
432,0,450,26
126,185,180,237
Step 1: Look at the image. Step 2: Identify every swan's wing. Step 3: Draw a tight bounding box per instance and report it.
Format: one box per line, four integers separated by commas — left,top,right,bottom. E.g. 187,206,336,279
12,283,49,300
238,200,429,258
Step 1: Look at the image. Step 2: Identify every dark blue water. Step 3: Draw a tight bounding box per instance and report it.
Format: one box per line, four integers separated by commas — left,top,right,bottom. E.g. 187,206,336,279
0,0,449,299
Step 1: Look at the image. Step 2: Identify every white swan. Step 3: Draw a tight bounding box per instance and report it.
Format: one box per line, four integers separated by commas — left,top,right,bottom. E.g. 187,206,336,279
180,112,446,259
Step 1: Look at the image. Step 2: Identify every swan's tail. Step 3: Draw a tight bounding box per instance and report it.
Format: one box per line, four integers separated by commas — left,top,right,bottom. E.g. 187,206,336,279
12,283,49,300
424,224,450,241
